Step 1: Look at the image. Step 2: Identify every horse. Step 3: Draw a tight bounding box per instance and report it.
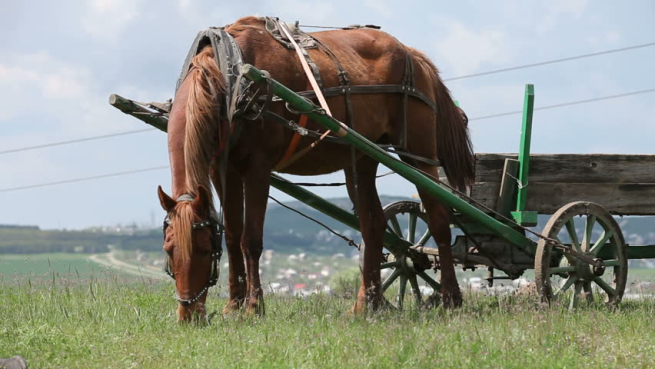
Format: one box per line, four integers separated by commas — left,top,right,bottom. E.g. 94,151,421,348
157,16,474,321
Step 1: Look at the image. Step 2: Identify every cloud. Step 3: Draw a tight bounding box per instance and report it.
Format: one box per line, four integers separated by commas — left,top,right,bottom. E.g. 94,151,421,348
363,0,393,19
545,0,590,17
268,0,336,24
0,51,92,122
431,18,511,76
81,0,143,43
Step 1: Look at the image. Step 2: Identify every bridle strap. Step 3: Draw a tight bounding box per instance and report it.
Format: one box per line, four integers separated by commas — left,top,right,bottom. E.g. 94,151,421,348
176,194,195,202
162,193,224,306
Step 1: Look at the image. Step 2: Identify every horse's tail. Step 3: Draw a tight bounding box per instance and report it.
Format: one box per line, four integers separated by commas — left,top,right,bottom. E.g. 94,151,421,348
406,47,475,191
183,46,225,198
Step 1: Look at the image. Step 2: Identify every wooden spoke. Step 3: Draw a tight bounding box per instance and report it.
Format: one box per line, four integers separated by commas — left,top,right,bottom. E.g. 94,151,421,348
408,274,422,304
389,215,403,238
590,230,613,255
397,274,408,309
415,228,431,247
381,268,401,292
417,271,441,291
583,282,594,303
407,213,418,243
570,282,583,309
554,275,578,298
565,219,581,252
535,202,627,307
548,266,576,275
603,259,621,267
594,277,617,297
381,260,400,270
581,215,597,251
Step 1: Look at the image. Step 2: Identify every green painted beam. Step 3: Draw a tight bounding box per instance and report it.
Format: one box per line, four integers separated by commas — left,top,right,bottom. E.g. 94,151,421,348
597,245,655,260
511,84,537,226
241,64,536,254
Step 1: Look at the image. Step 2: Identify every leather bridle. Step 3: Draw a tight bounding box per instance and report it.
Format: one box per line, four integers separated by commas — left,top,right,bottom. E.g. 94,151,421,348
162,194,223,307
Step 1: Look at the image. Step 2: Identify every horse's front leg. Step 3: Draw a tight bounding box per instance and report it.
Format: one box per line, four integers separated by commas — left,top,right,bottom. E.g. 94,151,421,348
346,157,385,313
212,164,246,314
241,163,271,315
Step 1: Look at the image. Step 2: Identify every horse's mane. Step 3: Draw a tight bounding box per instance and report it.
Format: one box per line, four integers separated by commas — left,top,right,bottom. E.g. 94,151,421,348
183,16,263,196
404,47,475,190
171,202,196,262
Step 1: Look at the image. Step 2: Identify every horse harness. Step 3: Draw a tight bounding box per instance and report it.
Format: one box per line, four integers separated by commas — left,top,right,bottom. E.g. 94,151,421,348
163,18,448,305
162,194,223,307
176,17,443,168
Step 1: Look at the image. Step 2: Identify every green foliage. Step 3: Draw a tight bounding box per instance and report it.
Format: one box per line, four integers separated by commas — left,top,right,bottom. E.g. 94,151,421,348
0,274,653,369
0,228,163,254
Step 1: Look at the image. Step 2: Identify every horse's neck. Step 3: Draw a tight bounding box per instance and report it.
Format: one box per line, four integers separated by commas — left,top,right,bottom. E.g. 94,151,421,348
168,121,190,199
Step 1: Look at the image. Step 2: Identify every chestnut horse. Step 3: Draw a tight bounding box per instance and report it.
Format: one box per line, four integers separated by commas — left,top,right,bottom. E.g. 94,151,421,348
157,16,474,321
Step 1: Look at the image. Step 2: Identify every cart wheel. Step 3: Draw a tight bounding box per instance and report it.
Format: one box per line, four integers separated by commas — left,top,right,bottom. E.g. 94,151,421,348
535,201,627,308
361,200,442,309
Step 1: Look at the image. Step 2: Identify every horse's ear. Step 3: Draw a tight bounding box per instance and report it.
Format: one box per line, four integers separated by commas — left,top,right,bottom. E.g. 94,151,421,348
158,186,176,212
192,185,211,215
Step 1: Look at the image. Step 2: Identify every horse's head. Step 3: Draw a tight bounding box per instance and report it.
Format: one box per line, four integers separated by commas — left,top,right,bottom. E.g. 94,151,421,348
157,185,222,322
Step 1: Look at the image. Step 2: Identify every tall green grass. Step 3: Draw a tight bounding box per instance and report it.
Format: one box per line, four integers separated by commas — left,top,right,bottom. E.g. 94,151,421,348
1,273,653,369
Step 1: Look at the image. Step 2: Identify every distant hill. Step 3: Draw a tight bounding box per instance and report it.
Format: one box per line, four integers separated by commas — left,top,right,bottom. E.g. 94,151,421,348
1,196,653,256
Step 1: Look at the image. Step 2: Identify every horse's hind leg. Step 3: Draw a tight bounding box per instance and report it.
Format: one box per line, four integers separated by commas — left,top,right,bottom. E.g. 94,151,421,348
346,157,385,313
414,164,462,308
241,165,271,315
211,165,246,313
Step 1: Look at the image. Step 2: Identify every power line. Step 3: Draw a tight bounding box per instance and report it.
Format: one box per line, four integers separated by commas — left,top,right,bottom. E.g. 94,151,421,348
3,86,654,194
444,41,655,81
469,88,655,121
3,42,653,156
0,166,169,193
0,128,156,155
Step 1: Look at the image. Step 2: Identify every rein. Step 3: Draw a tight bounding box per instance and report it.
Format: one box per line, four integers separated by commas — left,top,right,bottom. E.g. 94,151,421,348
162,194,224,307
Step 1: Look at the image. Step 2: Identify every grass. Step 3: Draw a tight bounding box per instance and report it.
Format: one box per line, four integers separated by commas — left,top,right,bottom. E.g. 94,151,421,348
0,253,117,281
1,272,654,369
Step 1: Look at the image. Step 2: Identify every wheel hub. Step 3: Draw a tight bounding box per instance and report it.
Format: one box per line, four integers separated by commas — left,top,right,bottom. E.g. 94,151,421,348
575,252,604,281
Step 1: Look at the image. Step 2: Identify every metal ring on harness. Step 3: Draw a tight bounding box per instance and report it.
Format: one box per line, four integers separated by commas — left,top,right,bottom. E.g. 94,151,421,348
284,97,326,116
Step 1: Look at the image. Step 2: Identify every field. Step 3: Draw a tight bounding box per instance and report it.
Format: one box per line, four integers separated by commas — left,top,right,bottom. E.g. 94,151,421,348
1,254,654,368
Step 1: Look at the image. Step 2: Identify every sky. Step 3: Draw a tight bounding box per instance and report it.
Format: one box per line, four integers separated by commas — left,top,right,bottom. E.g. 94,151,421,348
1,0,654,230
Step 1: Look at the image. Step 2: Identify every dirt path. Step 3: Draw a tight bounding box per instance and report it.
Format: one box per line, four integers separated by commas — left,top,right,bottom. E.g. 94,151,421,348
88,253,167,280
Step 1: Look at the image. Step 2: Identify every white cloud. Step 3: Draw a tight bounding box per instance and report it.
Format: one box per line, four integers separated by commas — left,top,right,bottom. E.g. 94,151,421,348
432,18,511,76
363,0,393,19
0,52,92,122
545,0,590,17
81,0,142,42
269,0,336,24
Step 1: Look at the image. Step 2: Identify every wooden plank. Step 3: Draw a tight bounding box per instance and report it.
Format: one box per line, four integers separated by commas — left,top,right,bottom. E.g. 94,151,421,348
475,153,655,184
494,159,519,217
472,182,655,215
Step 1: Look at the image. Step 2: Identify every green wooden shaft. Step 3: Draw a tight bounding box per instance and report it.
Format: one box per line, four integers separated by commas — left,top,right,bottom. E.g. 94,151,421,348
516,85,535,211
269,174,404,253
107,94,403,253
241,64,536,252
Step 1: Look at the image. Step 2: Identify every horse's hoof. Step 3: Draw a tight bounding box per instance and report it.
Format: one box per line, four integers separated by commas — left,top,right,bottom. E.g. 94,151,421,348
349,300,367,315
222,300,242,315
244,299,265,316
442,290,463,309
